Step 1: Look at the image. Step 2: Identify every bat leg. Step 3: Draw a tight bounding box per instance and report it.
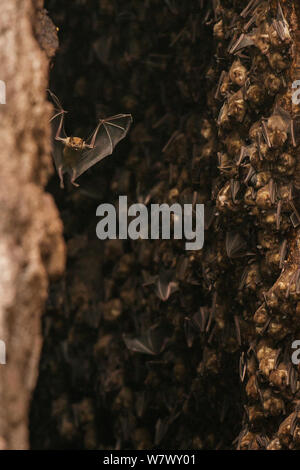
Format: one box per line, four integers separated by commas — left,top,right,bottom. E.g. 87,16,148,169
58,166,64,189
71,168,80,187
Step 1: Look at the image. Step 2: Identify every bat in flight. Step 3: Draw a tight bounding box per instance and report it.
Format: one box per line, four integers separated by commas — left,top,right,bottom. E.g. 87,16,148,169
48,90,133,188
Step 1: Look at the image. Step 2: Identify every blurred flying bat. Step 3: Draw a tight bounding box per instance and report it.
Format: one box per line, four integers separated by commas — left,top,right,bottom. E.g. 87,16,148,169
48,90,133,188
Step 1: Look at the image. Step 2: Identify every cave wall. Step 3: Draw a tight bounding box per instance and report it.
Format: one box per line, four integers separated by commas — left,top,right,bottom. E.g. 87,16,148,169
29,0,300,451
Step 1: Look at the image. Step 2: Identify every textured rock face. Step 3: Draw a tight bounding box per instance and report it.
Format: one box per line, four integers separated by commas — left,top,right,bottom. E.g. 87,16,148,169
0,0,65,449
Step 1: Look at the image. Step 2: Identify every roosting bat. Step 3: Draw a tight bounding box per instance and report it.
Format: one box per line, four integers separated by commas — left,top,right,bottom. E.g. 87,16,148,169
48,90,133,188
229,2,291,55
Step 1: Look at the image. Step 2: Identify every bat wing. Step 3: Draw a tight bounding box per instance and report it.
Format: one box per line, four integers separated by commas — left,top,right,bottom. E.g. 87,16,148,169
261,119,271,147
274,2,291,42
228,33,254,54
274,105,291,123
74,114,132,179
272,107,298,146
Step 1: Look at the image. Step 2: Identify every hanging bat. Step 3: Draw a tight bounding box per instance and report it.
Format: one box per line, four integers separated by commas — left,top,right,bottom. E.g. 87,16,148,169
261,106,296,148
229,2,291,56
48,90,133,188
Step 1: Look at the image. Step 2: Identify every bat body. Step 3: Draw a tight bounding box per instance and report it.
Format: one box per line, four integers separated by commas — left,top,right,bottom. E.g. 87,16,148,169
48,90,133,188
229,2,291,55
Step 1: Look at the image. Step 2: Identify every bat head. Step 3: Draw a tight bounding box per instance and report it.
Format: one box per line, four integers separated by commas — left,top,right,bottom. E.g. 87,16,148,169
66,136,85,150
